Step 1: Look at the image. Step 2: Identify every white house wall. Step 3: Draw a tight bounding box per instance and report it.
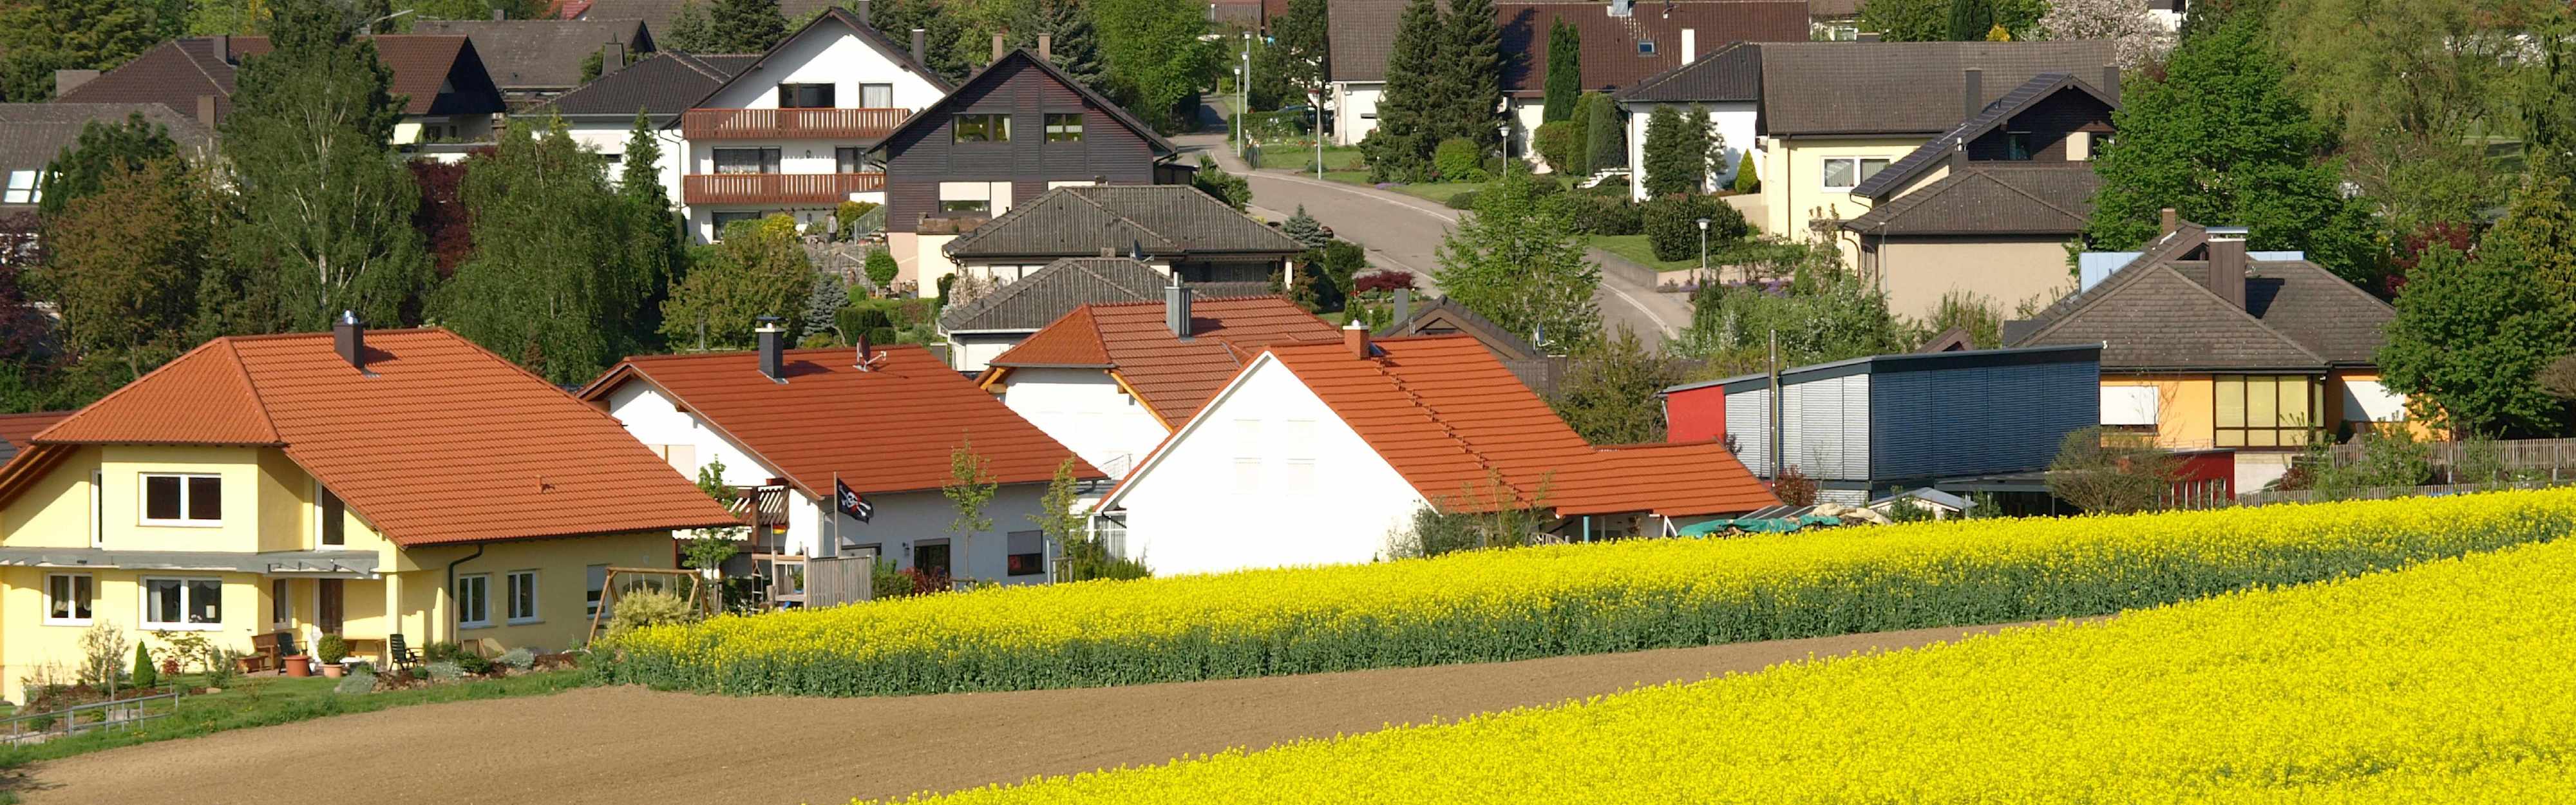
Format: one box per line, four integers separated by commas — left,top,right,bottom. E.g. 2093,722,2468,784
832,486,1058,585
1622,100,1758,201
570,122,688,216
700,26,944,112
1331,82,1383,146
997,366,1172,479
1111,357,1425,576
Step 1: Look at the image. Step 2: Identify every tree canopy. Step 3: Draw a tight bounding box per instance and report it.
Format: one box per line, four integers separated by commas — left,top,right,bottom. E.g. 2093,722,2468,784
1550,328,1682,444
1541,19,1580,123
1363,0,1448,181
435,117,655,384
0,0,169,102
661,216,816,350
1434,165,1600,348
37,114,182,218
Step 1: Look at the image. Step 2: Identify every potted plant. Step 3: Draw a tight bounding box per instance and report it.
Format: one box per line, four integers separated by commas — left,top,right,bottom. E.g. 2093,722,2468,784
282,652,313,677
316,634,348,679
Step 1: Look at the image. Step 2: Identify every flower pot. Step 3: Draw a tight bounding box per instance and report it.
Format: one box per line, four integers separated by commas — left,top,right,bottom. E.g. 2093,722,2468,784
320,663,345,679
283,655,313,677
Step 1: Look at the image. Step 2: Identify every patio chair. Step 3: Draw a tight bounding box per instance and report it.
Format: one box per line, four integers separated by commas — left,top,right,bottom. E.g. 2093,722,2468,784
275,632,300,660
387,634,421,672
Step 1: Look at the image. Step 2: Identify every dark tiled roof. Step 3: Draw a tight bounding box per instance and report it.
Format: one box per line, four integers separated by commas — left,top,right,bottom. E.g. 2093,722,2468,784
1839,166,2097,236
1497,1,1810,97
873,48,1174,158
1615,40,1763,102
538,52,756,117
1376,296,1543,361
1325,0,1409,82
1756,41,2116,136
943,185,1304,260
938,258,1270,332
2005,223,2395,371
1850,72,2116,198
411,19,653,91
55,35,506,118
562,0,844,31
0,104,215,183
1810,0,1863,17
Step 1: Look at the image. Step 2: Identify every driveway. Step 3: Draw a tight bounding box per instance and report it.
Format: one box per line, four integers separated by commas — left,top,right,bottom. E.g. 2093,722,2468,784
18,620,2069,804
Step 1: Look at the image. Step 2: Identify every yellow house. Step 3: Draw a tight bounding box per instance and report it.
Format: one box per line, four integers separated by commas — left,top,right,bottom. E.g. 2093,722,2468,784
0,324,736,703
2006,223,2412,491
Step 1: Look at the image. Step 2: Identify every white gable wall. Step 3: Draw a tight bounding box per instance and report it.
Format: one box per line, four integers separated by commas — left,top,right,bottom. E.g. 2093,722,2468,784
1108,356,1426,576
996,366,1172,479
1622,100,1759,201
701,23,945,111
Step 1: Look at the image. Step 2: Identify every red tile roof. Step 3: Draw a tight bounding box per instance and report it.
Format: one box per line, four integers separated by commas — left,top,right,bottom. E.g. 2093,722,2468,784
583,345,1101,497
0,412,69,450
4,328,738,546
1548,440,1777,516
989,296,1343,426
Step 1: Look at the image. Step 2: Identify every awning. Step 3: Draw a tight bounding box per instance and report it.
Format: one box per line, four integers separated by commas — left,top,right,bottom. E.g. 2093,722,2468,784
0,548,380,576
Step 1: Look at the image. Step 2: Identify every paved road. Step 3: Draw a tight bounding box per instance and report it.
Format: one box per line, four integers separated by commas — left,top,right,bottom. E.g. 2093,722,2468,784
1175,129,1689,349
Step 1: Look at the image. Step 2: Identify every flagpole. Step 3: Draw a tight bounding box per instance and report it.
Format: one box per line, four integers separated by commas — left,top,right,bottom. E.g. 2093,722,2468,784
830,471,841,562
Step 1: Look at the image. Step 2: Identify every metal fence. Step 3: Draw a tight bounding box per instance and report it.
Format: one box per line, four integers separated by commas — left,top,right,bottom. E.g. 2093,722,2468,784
0,688,182,744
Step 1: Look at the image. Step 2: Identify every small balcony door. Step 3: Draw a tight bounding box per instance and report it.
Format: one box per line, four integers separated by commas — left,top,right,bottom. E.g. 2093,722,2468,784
319,579,345,636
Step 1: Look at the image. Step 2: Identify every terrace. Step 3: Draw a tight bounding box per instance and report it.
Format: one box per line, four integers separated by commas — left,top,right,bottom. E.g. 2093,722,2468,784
680,108,911,141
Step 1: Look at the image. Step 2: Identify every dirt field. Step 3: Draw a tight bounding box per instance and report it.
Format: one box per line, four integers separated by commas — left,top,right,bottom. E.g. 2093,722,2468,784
19,621,2067,804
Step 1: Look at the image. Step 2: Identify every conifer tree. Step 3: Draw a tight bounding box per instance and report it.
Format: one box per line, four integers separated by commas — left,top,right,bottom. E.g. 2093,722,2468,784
1584,90,1624,170
802,272,849,342
1541,19,1580,123
0,0,166,102
1283,205,1330,250
1442,0,1503,150
620,111,683,349
1947,0,1994,41
708,0,788,53
1275,0,1331,95
1641,106,1709,196
1013,0,1108,92
1363,0,1448,181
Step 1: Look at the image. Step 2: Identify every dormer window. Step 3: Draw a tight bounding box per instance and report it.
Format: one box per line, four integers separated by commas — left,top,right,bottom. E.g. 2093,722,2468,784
780,83,835,108
142,473,222,526
1638,39,1656,55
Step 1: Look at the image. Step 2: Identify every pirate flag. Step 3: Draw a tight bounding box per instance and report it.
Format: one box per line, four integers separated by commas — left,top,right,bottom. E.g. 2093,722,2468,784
835,478,874,522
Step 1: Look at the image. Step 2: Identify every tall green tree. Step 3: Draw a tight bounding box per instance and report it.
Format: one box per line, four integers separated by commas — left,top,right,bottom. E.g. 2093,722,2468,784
404,0,544,21
223,0,432,331
1434,164,1600,348
2516,5,2576,178
1363,0,1448,181
0,0,168,102
37,113,181,218
1540,19,1580,123
707,0,788,52
1441,0,1502,150
42,160,207,371
1641,105,1710,196
2081,9,2378,286
620,111,683,350
1858,0,1953,41
1550,327,1681,443
1274,0,1330,95
1584,90,1624,171
437,117,651,384
661,216,815,350
867,0,976,82
1561,94,1594,175
1014,0,1108,92
1090,0,1218,132
1947,0,1993,41
2378,242,2572,438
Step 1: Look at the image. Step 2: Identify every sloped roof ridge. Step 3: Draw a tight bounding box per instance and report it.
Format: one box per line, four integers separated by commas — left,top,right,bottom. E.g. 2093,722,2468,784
1069,186,1182,251
1852,71,2108,199
1977,168,2090,223
677,6,954,114
2020,264,2327,365
2022,223,2207,329
1618,41,1741,99
1366,348,1516,502
218,339,286,442
28,337,273,444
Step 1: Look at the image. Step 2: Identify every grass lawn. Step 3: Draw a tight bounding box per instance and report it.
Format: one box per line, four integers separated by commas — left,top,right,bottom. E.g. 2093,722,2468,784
0,668,592,786
1592,234,1700,272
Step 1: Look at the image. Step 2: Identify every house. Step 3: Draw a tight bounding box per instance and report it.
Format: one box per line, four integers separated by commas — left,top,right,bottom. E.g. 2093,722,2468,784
52,35,509,147
1098,330,1776,574
0,412,68,464
1613,41,2115,249
411,17,656,109
936,184,1306,296
1658,343,2103,505
974,292,1342,481
580,326,1101,587
539,50,757,213
1326,0,1810,149
1373,291,1567,396
2003,219,2410,491
873,44,1188,289
0,323,737,704
0,103,216,215
936,257,1269,372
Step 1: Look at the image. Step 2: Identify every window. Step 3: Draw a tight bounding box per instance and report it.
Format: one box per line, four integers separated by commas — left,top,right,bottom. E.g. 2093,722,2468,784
712,211,764,233
1092,513,1127,557
317,485,345,545
3,170,38,205
270,578,289,627
1280,419,1316,493
2100,385,2160,435
141,473,222,526
953,113,1010,143
586,564,609,617
1045,113,1084,142
835,147,867,174
713,147,781,175
1233,419,1263,493
938,198,990,214
2004,131,2034,160
861,82,893,108
45,574,93,625
1006,530,1045,576
1819,157,1891,191
1637,39,1656,55
457,573,491,629
142,578,223,629
778,82,835,108
2215,374,2318,448
506,570,540,624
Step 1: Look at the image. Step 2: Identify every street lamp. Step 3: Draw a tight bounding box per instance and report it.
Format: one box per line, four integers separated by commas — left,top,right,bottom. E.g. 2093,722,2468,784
1696,217,1712,288
1239,31,1252,156
1310,90,1325,180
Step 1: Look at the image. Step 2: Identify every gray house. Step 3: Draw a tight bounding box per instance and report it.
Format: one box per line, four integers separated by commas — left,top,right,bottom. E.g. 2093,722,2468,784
937,256,1267,371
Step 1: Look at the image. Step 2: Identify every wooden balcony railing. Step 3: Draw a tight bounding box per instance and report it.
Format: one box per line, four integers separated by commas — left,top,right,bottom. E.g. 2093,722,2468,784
683,173,887,205
681,108,911,140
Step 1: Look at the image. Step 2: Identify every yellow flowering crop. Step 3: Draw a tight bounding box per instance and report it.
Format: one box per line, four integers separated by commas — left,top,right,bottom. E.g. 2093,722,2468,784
885,535,2576,804
602,489,2576,699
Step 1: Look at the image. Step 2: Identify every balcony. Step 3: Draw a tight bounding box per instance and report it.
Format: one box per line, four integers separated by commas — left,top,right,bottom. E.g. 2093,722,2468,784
682,108,911,140
683,173,887,205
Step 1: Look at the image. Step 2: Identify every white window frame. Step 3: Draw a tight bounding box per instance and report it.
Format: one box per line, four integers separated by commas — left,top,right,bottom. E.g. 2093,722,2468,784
44,573,94,626
586,564,609,617
138,472,223,527
506,569,540,625
457,573,493,629
140,576,225,631
2,170,39,205
1819,156,1892,191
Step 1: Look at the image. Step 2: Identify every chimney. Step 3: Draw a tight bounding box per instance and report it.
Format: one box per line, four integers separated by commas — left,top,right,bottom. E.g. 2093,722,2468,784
214,34,231,64
1342,320,1371,359
333,311,367,372
196,95,218,129
1392,289,1412,326
53,69,99,97
855,0,871,25
2159,207,2179,236
992,32,1007,62
1962,68,1983,120
912,29,927,66
602,42,627,73
1164,278,1193,339
1681,28,1695,63
2100,65,2121,100
2206,227,2249,308
755,316,786,382
1039,33,1052,61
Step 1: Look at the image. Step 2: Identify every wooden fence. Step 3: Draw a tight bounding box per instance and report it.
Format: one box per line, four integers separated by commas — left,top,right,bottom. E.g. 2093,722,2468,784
2324,437,2576,482
805,556,873,607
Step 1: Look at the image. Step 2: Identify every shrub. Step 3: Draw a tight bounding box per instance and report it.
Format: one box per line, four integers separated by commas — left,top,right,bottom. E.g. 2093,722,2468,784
455,652,495,676
607,589,696,638
1642,194,1748,262
1731,151,1761,193
1772,466,1819,506
835,200,880,238
1433,138,1485,183
599,489,2576,697
1532,121,1578,174
863,250,899,293
1354,271,1419,293
1549,193,1642,236
79,620,129,696
202,648,242,688
424,661,464,683
1444,190,1481,210
496,647,536,671
332,669,376,696
131,644,157,690
316,634,348,665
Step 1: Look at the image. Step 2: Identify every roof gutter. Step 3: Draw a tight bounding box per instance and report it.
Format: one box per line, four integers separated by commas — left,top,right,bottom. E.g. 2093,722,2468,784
443,542,484,642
